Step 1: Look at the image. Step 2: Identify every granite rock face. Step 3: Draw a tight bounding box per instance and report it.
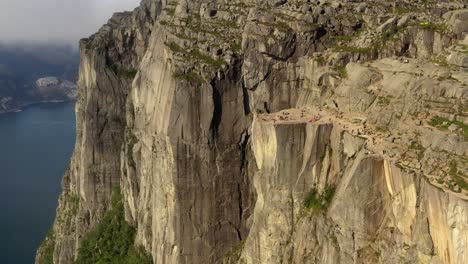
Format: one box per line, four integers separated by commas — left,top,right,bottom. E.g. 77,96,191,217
38,1,468,264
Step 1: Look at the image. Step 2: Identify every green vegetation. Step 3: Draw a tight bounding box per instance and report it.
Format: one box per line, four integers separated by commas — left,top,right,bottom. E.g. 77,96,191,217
408,141,425,160
166,42,185,54
429,116,450,127
210,18,239,29
319,144,333,162
449,160,468,191
190,49,227,67
454,176,468,191
56,193,80,228
429,116,468,141
223,241,245,262
121,70,138,80
381,26,403,43
230,42,242,54
429,56,449,67
75,187,152,264
314,55,326,65
163,7,175,16
37,229,55,264
173,70,203,84
126,132,138,169
417,22,448,33
332,45,371,54
257,19,292,32
332,35,354,41
460,45,468,55
394,7,422,14
319,153,326,161
377,96,393,106
334,64,347,79
303,186,335,211
69,194,80,215
165,41,227,68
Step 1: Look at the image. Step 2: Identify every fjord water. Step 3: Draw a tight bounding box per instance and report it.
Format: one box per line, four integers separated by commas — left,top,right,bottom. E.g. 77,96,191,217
0,102,76,264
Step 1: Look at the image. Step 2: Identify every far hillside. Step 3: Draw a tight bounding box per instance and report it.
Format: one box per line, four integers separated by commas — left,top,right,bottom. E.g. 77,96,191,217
0,43,80,113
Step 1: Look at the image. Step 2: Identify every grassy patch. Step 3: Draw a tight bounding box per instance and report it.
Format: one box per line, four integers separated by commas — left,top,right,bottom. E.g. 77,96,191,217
429,116,468,141
417,22,448,32
449,160,468,191
314,55,326,65
459,45,468,55
377,96,393,106
429,56,449,67
332,45,371,54
409,141,425,160
120,70,138,80
37,229,55,264
166,42,185,54
173,70,203,84
126,132,138,168
334,64,347,79
454,176,468,191
223,241,245,262
429,116,451,128
394,7,422,14
189,49,227,67
75,187,152,264
257,20,292,32
333,35,354,41
230,42,242,54
165,42,227,68
381,26,402,43
303,186,335,211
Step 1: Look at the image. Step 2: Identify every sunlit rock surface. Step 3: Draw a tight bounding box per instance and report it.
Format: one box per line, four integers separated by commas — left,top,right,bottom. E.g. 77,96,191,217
37,1,467,263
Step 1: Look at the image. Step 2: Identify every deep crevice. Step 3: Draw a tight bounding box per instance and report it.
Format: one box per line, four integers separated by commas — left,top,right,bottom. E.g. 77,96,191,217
209,80,223,142
242,80,251,115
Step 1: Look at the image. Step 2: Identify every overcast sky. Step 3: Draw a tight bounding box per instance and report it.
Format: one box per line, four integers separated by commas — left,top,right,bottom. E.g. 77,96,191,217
0,0,141,46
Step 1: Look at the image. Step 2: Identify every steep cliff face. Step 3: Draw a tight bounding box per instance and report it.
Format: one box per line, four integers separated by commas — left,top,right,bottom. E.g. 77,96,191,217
38,0,468,263
36,1,158,263
245,116,467,263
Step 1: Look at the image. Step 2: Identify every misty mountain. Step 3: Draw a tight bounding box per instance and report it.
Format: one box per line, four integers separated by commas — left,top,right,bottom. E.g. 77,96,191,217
0,43,79,113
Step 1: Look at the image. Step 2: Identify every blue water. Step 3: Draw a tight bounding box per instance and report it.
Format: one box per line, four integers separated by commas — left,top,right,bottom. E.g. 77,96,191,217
0,102,76,264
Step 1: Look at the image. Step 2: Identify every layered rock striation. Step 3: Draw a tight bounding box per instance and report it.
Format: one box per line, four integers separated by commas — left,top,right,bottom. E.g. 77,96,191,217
38,1,468,264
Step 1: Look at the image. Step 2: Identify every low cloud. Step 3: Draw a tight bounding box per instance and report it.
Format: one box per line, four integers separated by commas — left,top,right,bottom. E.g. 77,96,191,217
0,0,141,46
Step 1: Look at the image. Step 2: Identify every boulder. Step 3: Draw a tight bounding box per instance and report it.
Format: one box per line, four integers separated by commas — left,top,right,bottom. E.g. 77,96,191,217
448,124,459,132
447,52,468,67
444,9,468,35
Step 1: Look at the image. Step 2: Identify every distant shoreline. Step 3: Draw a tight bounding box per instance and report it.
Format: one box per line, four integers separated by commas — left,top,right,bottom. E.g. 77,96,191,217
0,100,76,115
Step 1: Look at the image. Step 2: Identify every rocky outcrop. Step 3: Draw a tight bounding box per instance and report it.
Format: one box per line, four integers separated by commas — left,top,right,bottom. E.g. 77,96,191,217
243,114,467,263
38,0,468,264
